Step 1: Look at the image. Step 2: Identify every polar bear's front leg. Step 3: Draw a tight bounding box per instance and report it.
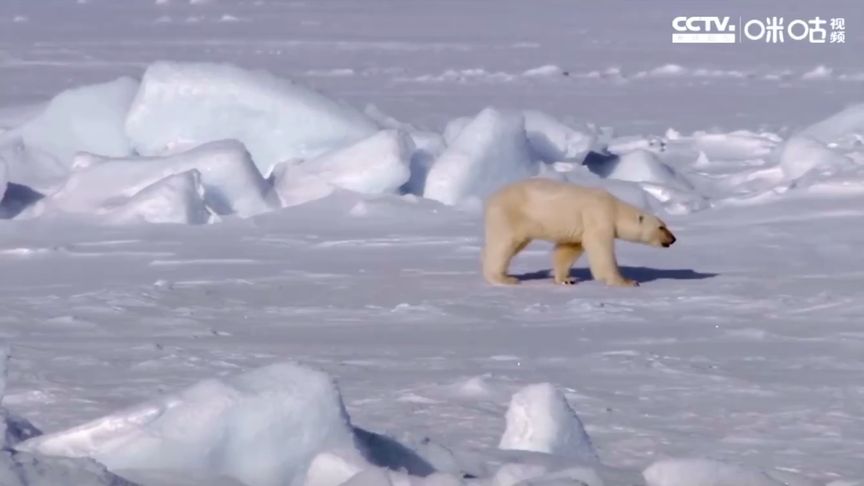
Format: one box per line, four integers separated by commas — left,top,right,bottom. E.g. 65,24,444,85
552,243,583,285
583,236,638,287
483,238,529,285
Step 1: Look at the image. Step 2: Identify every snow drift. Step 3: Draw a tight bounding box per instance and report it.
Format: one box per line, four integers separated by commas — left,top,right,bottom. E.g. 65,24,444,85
498,383,597,462
642,458,819,486
125,61,378,174
522,110,596,163
1,348,136,486
31,139,278,223
776,136,852,181
0,451,137,486
269,164,337,209
300,129,412,194
492,462,605,486
582,148,709,213
542,163,658,211
424,108,538,205
585,149,692,192
108,170,215,225
304,447,467,486
17,362,357,486
270,129,413,207
18,77,139,168
0,139,70,193
800,103,864,145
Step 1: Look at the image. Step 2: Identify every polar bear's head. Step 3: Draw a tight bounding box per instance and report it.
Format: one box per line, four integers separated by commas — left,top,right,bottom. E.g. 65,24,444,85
618,212,677,248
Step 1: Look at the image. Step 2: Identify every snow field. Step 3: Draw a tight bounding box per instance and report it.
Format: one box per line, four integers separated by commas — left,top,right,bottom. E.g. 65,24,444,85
395,63,864,86
3,355,614,486
0,6,863,483
0,350,133,485
642,458,822,486
5,351,839,485
1,61,863,226
8,350,822,486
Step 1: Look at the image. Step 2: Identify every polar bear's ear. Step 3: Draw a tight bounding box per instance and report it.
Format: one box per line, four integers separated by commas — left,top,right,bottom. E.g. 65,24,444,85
638,215,644,224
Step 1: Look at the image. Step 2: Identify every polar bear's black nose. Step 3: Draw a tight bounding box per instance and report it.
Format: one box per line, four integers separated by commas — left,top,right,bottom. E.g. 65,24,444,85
660,229,676,247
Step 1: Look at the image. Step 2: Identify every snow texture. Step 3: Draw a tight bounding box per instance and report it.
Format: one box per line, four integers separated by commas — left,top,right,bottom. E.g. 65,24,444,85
108,170,215,225
777,136,852,180
0,451,136,486
498,383,597,462
442,117,471,146
19,77,139,168
303,449,378,486
643,458,800,486
269,162,337,209
800,103,864,144
32,139,277,222
339,467,393,486
492,463,602,486
0,139,70,193
269,127,414,209
125,61,378,174
305,451,465,486
1,348,131,486
1,348,40,450
550,164,658,211
588,149,692,192
424,108,538,205
288,129,413,195
18,362,356,486
522,110,596,163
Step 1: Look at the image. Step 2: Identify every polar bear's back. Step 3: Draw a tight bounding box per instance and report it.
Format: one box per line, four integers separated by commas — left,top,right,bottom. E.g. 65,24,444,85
486,179,617,218
485,178,618,243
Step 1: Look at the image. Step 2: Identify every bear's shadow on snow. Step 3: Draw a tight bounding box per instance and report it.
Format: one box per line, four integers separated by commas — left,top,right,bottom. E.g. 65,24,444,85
516,266,718,284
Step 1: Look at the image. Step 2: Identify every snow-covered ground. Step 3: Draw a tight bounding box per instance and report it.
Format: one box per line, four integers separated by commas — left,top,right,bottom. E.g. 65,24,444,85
1,0,863,485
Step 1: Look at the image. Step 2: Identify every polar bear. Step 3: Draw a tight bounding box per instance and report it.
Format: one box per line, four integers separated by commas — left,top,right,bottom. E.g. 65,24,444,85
482,179,676,287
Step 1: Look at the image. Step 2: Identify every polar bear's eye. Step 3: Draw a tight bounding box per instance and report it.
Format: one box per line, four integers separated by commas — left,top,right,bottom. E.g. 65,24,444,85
638,215,644,224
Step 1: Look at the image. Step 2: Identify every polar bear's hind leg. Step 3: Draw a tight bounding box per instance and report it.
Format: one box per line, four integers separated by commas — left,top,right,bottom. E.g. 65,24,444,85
552,243,583,285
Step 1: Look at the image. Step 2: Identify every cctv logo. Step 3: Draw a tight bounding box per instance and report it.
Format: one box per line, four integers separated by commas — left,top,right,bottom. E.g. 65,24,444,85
673,16,737,44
